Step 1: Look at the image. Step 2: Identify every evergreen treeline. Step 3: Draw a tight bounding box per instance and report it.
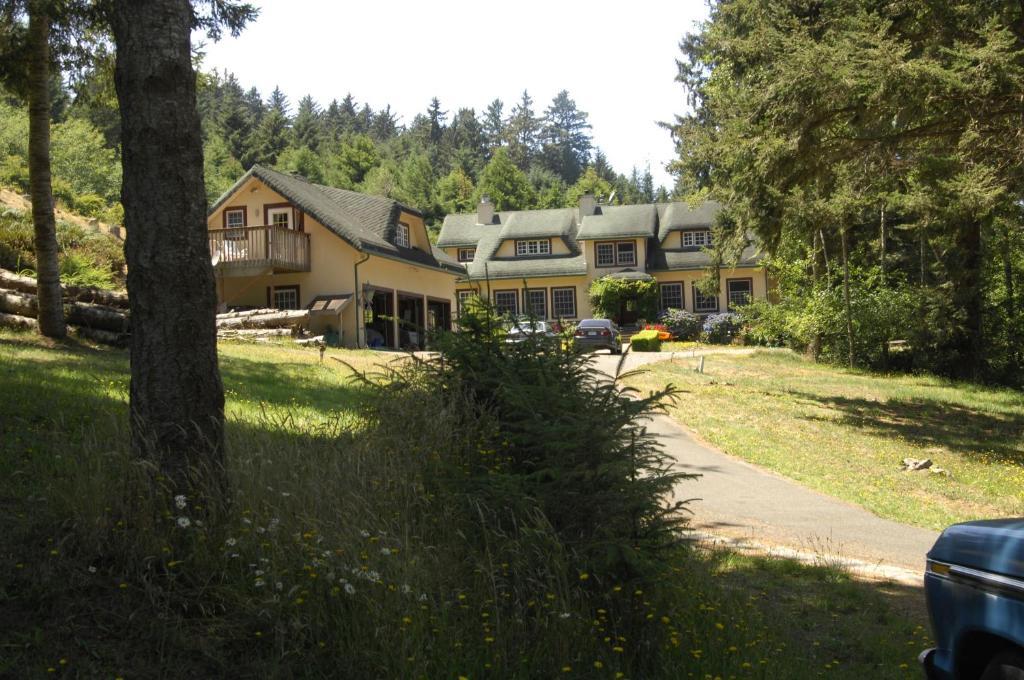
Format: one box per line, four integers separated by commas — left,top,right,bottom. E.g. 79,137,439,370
670,0,1024,387
198,72,668,223
0,65,669,231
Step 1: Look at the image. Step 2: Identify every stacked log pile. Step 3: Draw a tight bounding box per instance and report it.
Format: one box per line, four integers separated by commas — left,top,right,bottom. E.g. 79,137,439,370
0,270,130,346
215,308,310,340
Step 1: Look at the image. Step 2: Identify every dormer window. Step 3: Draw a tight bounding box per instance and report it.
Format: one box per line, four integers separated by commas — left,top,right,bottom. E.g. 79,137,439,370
682,230,713,248
457,247,476,262
515,239,551,256
396,222,410,248
595,241,637,267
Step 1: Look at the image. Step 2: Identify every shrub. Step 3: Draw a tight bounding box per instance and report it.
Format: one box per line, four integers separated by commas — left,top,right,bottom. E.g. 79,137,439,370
71,193,106,217
658,308,701,340
588,275,660,321
702,313,741,344
629,329,663,352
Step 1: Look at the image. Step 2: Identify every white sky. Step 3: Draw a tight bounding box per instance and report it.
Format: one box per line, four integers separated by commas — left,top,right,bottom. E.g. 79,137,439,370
196,0,709,190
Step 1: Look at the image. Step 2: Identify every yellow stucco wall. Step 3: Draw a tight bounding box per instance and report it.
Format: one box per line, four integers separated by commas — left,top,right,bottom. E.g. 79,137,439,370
493,237,572,258
457,275,592,321
652,267,769,313
209,179,459,348
584,238,648,279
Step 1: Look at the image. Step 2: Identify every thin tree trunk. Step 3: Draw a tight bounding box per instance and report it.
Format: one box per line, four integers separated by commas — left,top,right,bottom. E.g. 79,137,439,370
950,218,984,380
819,228,831,281
879,205,889,370
808,230,822,361
111,0,225,497
841,225,854,368
27,3,65,339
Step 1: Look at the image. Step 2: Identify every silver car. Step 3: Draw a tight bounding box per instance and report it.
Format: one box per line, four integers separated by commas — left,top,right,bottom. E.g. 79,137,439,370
573,319,622,354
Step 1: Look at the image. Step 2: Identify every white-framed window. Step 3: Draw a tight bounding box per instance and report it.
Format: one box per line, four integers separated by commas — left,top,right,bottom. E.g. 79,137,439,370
396,222,411,248
551,287,576,318
693,282,719,313
660,282,683,310
596,241,636,267
682,230,712,248
494,290,518,316
525,289,546,319
515,239,551,256
727,279,753,310
616,241,636,266
225,208,245,229
456,289,475,315
272,285,300,310
267,206,293,230
457,247,475,262
595,242,615,267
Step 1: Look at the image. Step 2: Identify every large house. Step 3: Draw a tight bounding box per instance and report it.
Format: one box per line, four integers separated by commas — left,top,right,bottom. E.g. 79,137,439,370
207,165,464,349
437,195,769,324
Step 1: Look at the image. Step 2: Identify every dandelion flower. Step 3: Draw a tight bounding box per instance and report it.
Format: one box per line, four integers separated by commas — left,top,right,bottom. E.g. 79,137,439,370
344,583,356,595
225,538,237,547
174,495,187,510
176,516,191,529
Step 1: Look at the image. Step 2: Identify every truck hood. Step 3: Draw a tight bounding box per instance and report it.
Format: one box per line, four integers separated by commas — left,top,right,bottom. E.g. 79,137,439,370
928,519,1024,577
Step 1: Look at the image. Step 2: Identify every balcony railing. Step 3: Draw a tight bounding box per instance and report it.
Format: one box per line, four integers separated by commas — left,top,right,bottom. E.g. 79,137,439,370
208,225,310,273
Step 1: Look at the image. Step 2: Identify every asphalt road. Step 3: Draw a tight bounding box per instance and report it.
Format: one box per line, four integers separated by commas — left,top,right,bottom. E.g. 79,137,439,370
590,351,940,573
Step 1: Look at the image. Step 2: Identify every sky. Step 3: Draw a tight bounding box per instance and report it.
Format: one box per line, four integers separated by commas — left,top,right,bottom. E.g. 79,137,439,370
196,0,710,190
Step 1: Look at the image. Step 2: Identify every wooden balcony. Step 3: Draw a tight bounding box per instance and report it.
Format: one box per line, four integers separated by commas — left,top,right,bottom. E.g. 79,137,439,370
208,225,311,276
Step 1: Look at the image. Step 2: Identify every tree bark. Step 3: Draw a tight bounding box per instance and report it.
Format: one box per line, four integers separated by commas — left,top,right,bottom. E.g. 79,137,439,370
807,230,822,360
879,205,889,370
949,218,984,380
1,269,129,308
111,0,225,496
27,3,66,339
841,225,854,368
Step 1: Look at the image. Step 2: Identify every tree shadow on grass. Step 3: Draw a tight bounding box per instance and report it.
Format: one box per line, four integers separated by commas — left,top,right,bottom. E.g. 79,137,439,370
790,391,1024,465
700,548,931,678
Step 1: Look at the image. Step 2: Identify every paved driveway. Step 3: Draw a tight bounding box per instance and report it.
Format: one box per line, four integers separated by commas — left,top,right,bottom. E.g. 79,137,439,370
589,351,940,574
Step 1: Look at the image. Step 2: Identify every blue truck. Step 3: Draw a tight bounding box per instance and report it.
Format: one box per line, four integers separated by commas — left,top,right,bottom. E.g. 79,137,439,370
921,519,1024,679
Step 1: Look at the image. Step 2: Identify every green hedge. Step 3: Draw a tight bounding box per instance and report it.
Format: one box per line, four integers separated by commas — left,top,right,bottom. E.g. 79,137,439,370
629,329,662,352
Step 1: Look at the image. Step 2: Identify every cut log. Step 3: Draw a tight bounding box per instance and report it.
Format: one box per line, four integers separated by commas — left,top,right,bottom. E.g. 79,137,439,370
66,300,131,334
0,269,130,309
216,307,278,320
0,287,130,334
217,327,292,339
0,311,39,331
215,309,309,329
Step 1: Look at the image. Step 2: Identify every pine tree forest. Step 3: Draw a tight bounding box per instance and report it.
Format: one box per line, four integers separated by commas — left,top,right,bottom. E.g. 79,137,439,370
0,58,666,233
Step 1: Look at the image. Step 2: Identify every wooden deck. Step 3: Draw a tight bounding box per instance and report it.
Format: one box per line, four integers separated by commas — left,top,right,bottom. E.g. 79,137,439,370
208,225,310,274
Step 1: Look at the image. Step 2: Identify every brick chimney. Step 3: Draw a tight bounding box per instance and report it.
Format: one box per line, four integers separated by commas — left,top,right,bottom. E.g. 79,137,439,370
477,195,495,225
579,193,597,217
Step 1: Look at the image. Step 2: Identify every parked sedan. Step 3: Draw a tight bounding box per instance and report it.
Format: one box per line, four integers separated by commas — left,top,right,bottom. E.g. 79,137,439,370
505,320,559,347
573,318,622,354
920,518,1024,680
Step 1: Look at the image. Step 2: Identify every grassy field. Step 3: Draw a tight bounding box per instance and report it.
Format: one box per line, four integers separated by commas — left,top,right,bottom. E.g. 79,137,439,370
0,331,930,678
624,348,1024,531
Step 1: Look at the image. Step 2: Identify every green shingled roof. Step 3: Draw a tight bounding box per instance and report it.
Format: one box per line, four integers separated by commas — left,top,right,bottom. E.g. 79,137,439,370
210,165,464,275
656,201,722,241
576,204,657,240
437,213,489,248
498,208,575,241
647,242,763,272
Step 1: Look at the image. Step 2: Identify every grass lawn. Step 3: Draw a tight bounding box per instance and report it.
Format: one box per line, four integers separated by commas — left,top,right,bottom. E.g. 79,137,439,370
624,348,1024,530
0,331,930,678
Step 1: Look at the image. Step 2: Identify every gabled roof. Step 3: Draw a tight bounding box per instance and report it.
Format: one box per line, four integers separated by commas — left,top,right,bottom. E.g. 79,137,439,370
210,165,464,275
656,201,722,241
498,208,575,241
647,242,764,272
437,213,490,248
576,204,658,241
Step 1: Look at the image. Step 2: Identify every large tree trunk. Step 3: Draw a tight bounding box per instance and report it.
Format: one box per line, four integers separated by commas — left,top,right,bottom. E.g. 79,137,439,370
27,4,66,339
111,0,225,497
879,205,889,370
950,218,984,380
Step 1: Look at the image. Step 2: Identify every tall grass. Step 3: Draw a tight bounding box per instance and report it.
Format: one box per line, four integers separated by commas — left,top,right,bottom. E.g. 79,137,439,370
1,332,928,678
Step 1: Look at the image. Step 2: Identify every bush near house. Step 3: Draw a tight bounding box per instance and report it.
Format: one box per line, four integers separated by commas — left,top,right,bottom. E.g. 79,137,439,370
588,276,659,322
658,308,701,340
630,329,663,352
702,312,741,344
